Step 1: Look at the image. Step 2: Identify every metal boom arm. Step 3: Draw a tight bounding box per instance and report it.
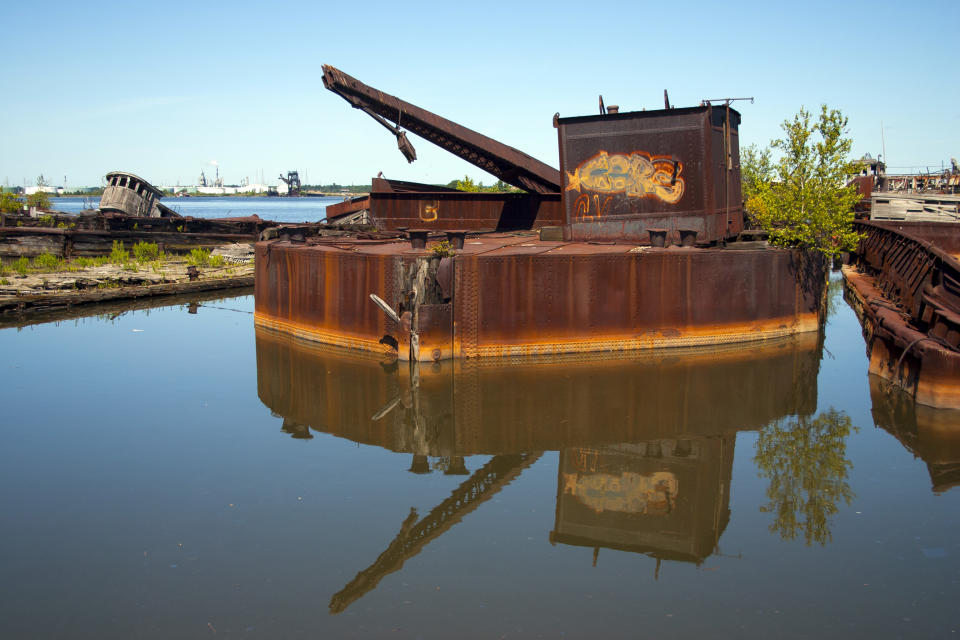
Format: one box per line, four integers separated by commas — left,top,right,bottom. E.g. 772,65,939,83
321,65,561,193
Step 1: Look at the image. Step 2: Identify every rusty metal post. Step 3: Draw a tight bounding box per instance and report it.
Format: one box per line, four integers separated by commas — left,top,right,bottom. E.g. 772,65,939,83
409,454,431,474
408,230,429,250
648,228,667,248
679,229,698,247
444,230,467,250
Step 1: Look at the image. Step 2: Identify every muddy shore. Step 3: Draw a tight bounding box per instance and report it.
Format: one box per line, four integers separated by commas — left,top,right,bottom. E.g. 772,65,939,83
0,244,254,320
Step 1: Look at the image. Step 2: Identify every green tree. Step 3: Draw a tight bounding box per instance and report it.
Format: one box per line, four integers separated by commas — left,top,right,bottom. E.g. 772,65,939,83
455,175,480,192
27,191,52,210
0,192,22,214
741,143,773,205
745,106,863,258
754,408,856,546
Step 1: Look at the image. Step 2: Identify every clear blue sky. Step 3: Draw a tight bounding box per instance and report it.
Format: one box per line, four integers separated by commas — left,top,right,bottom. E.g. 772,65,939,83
3,0,958,189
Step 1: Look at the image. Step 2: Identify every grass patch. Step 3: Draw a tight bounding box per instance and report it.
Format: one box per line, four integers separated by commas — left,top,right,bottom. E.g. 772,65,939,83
33,253,63,271
13,257,29,276
133,241,160,262
110,241,129,264
187,247,211,267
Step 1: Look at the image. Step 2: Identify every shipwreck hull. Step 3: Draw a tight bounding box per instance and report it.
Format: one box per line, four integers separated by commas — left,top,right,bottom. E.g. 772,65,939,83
843,220,960,410
254,235,824,361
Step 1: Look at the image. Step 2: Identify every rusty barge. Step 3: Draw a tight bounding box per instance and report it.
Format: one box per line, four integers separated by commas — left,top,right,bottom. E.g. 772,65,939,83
843,220,960,409
254,66,827,361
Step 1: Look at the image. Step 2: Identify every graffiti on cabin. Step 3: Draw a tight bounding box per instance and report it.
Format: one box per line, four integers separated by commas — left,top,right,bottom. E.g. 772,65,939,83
565,151,685,205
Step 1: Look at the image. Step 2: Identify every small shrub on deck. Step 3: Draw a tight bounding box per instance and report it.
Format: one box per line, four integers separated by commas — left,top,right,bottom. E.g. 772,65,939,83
0,192,22,214
110,241,129,264
33,253,62,271
430,240,454,258
133,241,160,263
13,257,29,275
187,248,211,267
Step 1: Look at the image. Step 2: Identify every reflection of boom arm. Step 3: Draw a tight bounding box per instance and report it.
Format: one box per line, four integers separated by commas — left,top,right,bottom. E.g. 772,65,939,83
321,65,561,194
329,452,542,614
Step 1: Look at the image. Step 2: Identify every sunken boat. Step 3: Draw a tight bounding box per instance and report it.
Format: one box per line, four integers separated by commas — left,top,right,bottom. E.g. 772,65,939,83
0,170,292,259
254,66,827,362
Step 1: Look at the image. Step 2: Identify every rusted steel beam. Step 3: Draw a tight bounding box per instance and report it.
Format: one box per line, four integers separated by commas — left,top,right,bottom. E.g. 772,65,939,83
321,65,561,194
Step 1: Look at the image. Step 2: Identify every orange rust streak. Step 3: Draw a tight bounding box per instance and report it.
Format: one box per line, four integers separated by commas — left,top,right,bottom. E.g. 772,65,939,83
255,313,388,355
454,314,818,359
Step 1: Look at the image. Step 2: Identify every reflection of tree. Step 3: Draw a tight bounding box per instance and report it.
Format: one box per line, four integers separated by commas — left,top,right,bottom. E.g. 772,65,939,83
754,409,856,546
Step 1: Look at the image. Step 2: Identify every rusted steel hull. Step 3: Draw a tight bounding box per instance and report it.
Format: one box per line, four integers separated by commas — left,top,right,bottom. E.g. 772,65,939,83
451,249,817,357
844,220,960,409
255,325,820,456
324,179,563,232
366,191,562,232
325,196,370,221
556,106,743,245
254,236,824,362
844,267,960,409
254,244,400,353
870,220,960,258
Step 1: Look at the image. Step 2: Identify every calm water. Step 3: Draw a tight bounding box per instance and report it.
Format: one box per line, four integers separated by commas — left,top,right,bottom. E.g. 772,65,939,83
1,277,958,639
51,195,344,223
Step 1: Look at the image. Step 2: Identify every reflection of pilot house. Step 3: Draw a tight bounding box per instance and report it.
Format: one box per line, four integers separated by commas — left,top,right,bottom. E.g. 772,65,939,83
551,438,733,567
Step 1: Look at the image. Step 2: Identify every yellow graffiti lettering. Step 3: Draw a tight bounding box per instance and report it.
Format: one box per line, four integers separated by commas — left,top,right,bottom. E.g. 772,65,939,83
566,150,684,204
420,202,438,222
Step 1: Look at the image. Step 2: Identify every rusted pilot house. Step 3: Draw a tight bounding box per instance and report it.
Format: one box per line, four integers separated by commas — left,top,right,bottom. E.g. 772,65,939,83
254,66,824,360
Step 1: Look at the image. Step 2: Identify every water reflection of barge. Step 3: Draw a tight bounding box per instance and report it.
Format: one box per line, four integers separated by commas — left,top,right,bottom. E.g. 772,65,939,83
870,375,960,492
256,329,821,610
254,66,827,361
